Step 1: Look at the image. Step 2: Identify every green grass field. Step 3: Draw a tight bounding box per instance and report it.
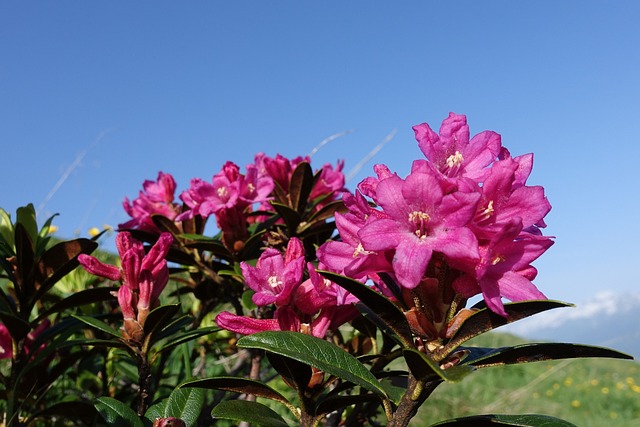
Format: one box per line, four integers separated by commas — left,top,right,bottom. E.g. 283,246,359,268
410,333,640,427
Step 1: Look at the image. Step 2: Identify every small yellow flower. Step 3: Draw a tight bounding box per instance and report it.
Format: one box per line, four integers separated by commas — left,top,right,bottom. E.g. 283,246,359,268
571,400,581,408
610,412,618,420
590,379,599,386
626,377,635,385
601,387,610,395
552,383,560,390
88,227,101,237
47,225,59,234
545,390,554,397
563,377,573,387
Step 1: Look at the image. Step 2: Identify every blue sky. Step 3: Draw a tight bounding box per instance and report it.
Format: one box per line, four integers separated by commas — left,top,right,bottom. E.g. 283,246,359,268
1,1,639,305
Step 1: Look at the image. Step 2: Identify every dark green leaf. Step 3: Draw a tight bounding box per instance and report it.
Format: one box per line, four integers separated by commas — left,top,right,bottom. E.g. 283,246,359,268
144,400,166,427
0,311,31,341
72,314,122,339
211,400,289,427
95,397,145,427
181,377,290,405
151,214,181,235
303,200,345,226
466,342,633,368
267,352,312,394
270,202,302,233
36,286,118,321
315,393,379,416
16,204,38,246
238,331,387,398
14,222,35,297
30,400,97,423
164,386,205,427
0,208,14,254
429,413,578,426
143,304,180,337
441,301,572,357
154,326,219,355
403,348,475,383
289,161,314,214
34,238,99,302
319,271,413,347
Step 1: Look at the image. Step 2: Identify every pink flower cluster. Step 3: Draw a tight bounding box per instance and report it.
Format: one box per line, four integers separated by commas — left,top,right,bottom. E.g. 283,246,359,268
79,232,173,342
119,154,346,250
318,113,553,316
215,238,357,338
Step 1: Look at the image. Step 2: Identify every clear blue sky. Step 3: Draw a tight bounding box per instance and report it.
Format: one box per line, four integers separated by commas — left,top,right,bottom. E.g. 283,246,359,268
1,1,639,305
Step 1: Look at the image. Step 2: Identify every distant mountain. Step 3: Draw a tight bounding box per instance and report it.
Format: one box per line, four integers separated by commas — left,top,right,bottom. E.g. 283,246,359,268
500,291,640,360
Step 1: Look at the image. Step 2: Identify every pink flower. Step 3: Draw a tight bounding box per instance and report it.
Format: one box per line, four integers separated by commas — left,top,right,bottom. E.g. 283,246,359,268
0,319,51,360
358,168,480,289
455,219,553,316
413,112,502,181
120,172,180,232
79,232,173,341
240,238,305,307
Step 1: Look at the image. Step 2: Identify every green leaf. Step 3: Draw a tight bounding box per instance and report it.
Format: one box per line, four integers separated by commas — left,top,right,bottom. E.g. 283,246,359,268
34,238,99,303
403,348,475,383
181,377,290,405
238,331,387,398
466,342,633,368
270,202,302,233
144,400,166,427
266,352,312,393
319,271,414,347
72,314,122,339
164,386,205,427
36,286,118,321
441,301,572,358
95,397,145,427
0,311,31,341
315,393,379,416
211,400,289,427
289,161,314,214
154,325,219,355
143,304,180,337
429,413,578,426
0,207,14,255
16,204,38,245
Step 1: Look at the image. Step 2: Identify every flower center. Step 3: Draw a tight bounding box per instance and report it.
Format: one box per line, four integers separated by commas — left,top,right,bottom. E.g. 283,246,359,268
491,255,505,265
267,275,283,292
217,186,229,199
476,200,495,222
446,150,464,168
409,210,431,239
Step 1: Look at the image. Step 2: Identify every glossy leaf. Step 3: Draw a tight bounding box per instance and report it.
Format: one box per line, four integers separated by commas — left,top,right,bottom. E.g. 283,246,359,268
270,202,302,233
267,352,313,393
441,301,572,357
181,377,290,405
0,207,14,254
315,393,379,416
154,325,219,355
36,286,118,321
237,331,387,398
211,400,289,427
143,304,180,337
0,311,31,341
14,222,35,295
95,397,145,427
34,238,99,302
72,314,122,339
465,342,633,368
164,386,205,427
16,204,38,246
429,414,578,426
319,271,413,347
289,161,314,214
403,348,475,383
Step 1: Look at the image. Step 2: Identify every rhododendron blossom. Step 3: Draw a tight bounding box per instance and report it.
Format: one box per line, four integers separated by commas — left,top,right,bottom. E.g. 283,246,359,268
121,172,180,233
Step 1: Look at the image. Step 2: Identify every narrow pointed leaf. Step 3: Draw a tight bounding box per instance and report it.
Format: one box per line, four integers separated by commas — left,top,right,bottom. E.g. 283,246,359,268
319,271,413,347
95,397,145,427
403,348,475,383
72,314,122,339
211,400,289,427
238,331,387,398
16,204,38,245
181,377,290,405
289,161,314,214
267,352,312,393
304,200,346,225
151,214,181,235
441,301,572,357
143,304,180,337
14,222,35,295
0,311,31,341
466,342,633,368
429,414,578,426
270,202,302,232
36,286,118,321
155,326,219,355
164,387,205,427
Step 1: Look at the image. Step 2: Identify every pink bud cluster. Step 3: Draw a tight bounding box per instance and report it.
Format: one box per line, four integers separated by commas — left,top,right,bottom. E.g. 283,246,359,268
121,172,181,233
79,232,173,342
318,113,553,317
